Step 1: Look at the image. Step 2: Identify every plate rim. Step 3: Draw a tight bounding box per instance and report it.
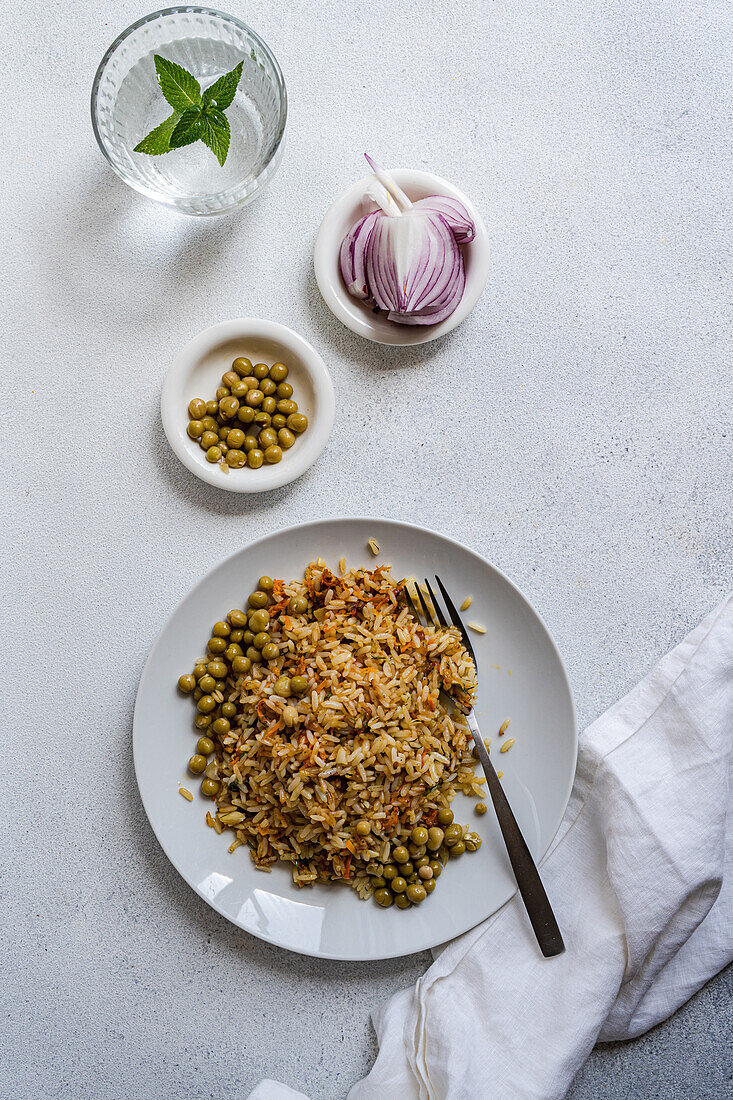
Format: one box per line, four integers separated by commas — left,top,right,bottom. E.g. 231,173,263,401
133,516,578,959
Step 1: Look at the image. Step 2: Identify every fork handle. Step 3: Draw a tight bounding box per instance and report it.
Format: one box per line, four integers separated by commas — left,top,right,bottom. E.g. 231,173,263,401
467,712,565,957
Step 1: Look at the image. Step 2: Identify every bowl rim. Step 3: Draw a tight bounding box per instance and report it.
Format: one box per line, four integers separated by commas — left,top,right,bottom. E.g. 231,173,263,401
314,168,490,346
160,318,335,493
90,6,287,216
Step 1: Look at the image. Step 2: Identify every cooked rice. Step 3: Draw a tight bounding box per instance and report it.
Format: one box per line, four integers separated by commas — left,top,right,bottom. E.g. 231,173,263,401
198,562,481,897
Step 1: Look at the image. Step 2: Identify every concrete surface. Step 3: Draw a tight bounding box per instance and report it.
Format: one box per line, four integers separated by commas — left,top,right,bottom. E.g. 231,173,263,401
1,0,731,1097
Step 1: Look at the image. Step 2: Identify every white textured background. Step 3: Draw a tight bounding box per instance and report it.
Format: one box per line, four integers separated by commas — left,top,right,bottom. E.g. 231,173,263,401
1,1,731,1097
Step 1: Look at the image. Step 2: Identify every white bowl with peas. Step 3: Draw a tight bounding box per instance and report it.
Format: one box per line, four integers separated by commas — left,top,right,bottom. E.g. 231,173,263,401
161,319,335,493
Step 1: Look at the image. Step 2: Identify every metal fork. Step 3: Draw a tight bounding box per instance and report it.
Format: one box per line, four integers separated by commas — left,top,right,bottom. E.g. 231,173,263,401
405,575,565,958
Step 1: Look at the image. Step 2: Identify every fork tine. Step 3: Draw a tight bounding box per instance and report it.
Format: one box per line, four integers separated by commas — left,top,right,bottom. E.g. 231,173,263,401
434,575,477,663
404,579,426,623
423,578,449,628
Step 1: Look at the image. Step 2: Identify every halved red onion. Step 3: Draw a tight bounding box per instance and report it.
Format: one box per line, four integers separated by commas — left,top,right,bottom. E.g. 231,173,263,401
339,157,476,326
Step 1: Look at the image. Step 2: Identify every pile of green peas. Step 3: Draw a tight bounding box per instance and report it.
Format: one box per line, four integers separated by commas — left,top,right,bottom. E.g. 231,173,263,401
365,809,482,910
186,356,309,471
177,575,314,799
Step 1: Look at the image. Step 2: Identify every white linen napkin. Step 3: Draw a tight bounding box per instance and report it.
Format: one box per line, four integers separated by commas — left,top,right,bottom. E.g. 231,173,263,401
248,597,733,1100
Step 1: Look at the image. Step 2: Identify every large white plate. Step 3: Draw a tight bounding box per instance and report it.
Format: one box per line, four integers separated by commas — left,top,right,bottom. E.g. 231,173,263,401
133,518,577,960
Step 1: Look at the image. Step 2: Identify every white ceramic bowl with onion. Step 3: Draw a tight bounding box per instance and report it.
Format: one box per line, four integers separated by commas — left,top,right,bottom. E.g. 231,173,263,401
161,319,335,493
314,168,489,346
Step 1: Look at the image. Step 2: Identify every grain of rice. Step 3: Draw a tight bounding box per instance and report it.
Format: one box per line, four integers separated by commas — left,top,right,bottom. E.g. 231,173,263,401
500,738,515,753
467,621,487,634
460,595,473,611
367,539,380,555
179,787,193,802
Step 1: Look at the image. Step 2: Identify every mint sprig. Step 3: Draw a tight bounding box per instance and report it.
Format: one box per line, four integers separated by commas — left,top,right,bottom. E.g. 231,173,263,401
133,55,243,165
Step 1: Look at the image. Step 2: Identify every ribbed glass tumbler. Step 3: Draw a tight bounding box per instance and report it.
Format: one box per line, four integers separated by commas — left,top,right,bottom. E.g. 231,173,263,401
91,7,287,215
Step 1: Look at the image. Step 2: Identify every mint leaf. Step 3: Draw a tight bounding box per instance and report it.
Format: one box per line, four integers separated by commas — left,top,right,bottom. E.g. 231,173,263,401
154,55,201,112
202,61,243,110
133,111,182,155
169,107,204,149
200,108,231,166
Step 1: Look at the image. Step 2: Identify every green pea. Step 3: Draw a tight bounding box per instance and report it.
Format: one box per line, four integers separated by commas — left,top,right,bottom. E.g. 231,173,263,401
244,389,264,408
288,595,308,614
200,431,218,449
196,736,215,756
437,809,454,826
246,646,261,662
401,861,414,878
201,416,217,432
464,832,482,852
449,840,466,858
254,362,270,379
429,860,442,878
264,445,283,464
414,856,430,870
374,888,394,907
221,702,236,719
269,362,289,382
198,674,215,693
212,717,230,735
188,754,207,775
411,826,429,846
391,876,407,894
248,591,269,609
290,675,308,694
248,609,270,632
193,663,207,680
253,411,272,428
253,632,270,650
406,883,427,904
426,827,444,851
395,894,411,909
273,676,292,697
232,655,251,674
355,820,371,837
276,382,293,399
200,778,220,798
222,370,240,388
444,824,463,846
277,399,297,416
194,714,212,730
272,414,287,429
197,695,216,714
226,428,245,449
219,396,240,419
244,436,259,453
227,609,248,628
260,378,277,396
287,413,308,434
178,674,195,693
261,643,279,661
409,844,427,859
188,398,207,419
262,396,277,415
212,621,231,637
232,357,253,377
371,876,387,889
247,449,264,469
237,405,255,424
188,420,205,440
258,576,274,592
230,380,249,398
278,428,296,450
206,400,219,416
225,644,243,661
258,428,278,450
424,877,436,894
207,660,228,679
392,846,410,864
382,863,398,880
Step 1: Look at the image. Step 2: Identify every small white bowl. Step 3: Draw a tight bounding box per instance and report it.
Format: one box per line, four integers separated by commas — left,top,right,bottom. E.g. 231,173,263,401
314,169,489,346
161,319,335,493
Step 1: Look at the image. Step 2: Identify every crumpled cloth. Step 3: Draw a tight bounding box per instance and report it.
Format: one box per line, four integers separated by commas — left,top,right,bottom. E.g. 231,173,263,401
248,597,733,1100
